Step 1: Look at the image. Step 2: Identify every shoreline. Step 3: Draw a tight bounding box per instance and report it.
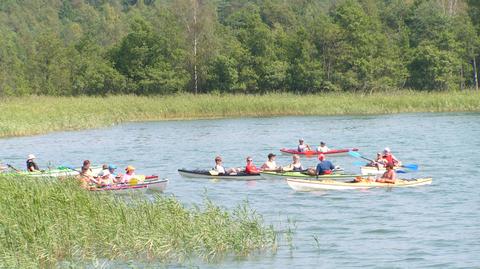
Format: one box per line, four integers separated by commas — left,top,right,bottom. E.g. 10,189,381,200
1,91,479,138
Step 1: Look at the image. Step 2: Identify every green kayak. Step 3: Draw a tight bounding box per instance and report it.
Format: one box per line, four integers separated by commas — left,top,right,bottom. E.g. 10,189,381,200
260,171,362,180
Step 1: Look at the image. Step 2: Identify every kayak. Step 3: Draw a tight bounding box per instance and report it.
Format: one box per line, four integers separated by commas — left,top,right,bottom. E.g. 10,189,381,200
360,166,402,175
286,177,432,191
137,176,168,192
88,176,168,192
260,171,361,180
88,184,148,192
280,148,359,157
10,166,102,178
178,169,263,180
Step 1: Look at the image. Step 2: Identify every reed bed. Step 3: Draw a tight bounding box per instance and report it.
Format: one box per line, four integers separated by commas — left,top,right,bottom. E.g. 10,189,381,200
0,175,277,267
0,91,479,137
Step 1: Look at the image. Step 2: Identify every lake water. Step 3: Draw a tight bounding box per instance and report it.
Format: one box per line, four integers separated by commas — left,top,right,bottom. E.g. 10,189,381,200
1,113,479,268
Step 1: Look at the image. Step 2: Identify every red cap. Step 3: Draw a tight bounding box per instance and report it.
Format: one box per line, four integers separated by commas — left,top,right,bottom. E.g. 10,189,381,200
318,154,325,161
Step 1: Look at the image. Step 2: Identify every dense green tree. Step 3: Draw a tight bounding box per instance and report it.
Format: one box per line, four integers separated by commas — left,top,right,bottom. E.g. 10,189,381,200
0,0,479,96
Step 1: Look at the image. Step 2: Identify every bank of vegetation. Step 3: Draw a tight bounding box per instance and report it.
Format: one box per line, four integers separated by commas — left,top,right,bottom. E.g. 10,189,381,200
0,175,277,267
1,91,479,137
1,0,480,96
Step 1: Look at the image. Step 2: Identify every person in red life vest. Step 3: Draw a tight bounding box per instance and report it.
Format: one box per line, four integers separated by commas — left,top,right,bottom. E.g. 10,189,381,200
245,156,261,174
376,163,397,184
382,147,402,167
316,154,335,175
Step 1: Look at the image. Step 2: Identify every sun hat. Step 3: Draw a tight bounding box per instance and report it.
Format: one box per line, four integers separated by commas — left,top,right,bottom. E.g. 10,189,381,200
126,165,135,171
27,154,36,160
383,147,391,154
108,164,117,170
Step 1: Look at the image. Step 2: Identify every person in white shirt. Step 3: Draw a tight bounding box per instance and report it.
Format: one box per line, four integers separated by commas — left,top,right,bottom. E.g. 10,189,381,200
317,142,330,153
213,156,240,175
261,153,279,171
297,139,311,152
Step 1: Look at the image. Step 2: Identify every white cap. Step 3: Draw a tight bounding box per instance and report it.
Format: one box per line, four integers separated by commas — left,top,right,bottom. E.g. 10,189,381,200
28,154,36,159
299,138,304,141
383,147,391,153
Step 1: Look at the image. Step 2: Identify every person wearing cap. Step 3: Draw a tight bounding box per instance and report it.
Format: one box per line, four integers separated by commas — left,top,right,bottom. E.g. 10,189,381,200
382,148,401,166
261,153,279,171
297,139,311,153
97,164,110,177
120,166,136,183
245,157,261,175
376,163,397,184
26,154,40,172
316,154,335,175
282,154,304,172
317,142,330,153
96,164,115,186
108,164,118,177
369,152,388,168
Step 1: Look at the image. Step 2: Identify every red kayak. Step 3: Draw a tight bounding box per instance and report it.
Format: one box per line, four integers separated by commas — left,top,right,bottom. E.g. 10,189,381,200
280,148,358,157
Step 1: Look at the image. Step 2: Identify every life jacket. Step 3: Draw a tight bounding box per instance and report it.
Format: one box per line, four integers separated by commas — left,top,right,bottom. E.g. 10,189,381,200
322,170,332,175
383,154,394,165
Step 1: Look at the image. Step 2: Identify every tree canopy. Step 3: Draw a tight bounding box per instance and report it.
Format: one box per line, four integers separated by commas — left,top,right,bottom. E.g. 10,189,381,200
0,0,479,96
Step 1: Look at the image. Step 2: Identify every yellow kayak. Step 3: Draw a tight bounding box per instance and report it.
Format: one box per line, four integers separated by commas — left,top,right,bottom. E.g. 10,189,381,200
287,177,432,191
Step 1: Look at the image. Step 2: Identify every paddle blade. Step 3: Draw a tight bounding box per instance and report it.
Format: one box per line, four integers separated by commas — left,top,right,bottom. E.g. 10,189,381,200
348,151,362,158
396,170,407,174
352,161,365,166
402,164,418,171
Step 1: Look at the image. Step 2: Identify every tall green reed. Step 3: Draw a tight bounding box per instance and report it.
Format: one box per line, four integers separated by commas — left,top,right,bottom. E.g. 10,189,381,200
1,91,479,137
0,175,277,267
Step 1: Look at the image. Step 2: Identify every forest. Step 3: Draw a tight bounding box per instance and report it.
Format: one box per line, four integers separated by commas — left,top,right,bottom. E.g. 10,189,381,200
0,0,479,96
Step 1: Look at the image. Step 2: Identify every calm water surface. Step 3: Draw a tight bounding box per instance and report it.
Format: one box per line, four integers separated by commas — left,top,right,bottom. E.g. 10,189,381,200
1,113,479,268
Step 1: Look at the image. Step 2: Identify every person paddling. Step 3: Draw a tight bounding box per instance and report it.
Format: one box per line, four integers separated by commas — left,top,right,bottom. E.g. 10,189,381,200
316,154,335,175
383,148,401,166
26,154,40,172
282,154,304,172
369,152,388,168
297,139,311,152
261,153,279,171
317,142,330,153
245,156,261,175
376,163,397,184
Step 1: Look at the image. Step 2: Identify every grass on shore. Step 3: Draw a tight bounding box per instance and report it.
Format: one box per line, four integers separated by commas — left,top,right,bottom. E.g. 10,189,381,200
0,175,277,267
1,91,479,137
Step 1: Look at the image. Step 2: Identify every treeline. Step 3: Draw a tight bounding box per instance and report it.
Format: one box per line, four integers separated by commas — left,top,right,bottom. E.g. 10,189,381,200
0,0,479,96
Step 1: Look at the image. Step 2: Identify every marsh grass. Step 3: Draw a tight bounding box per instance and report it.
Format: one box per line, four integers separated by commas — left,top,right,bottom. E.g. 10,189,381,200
0,175,277,267
0,91,479,137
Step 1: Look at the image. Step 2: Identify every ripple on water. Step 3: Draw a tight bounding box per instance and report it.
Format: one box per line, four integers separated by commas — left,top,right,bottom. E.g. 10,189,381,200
1,113,480,268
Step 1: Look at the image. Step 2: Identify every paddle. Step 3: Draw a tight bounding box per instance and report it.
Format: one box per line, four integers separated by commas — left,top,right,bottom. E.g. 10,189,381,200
6,164,21,172
348,151,374,162
348,151,419,171
62,165,82,173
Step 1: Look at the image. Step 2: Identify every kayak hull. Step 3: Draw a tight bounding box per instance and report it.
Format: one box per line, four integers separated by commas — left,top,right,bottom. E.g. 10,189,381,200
260,171,361,180
280,148,358,157
89,177,168,192
286,178,432,191
15,166,102,178
360,166,403,175
178,169,263,180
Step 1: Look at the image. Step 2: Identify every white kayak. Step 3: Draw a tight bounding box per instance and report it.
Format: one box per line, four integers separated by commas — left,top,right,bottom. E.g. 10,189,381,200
286,177,432,191
360,166,404,175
